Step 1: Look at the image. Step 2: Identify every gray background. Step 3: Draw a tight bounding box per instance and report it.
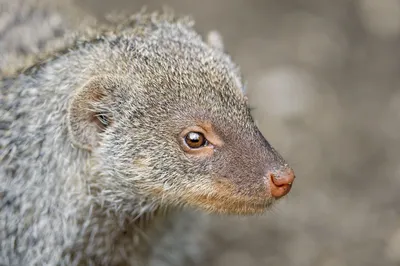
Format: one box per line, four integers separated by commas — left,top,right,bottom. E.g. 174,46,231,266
76,0,400,265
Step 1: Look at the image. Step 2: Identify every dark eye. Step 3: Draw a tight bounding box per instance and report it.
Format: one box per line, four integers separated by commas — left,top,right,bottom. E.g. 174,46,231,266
184,132,208,149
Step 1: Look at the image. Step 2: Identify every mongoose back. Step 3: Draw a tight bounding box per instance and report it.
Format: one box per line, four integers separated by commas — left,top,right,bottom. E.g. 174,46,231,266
0,1,296,265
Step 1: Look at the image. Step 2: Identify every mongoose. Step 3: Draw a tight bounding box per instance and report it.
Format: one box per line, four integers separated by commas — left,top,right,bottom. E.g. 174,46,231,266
0,1,296,265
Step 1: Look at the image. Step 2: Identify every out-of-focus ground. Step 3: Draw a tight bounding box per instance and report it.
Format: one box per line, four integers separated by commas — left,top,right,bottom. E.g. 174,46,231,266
77,1,400,265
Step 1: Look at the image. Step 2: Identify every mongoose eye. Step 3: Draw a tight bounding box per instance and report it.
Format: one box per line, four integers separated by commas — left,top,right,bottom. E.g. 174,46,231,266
179,124,222,155
184,132,208,149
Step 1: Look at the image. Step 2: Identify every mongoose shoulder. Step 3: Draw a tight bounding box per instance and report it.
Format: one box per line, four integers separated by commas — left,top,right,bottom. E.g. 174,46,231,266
0,1,295,265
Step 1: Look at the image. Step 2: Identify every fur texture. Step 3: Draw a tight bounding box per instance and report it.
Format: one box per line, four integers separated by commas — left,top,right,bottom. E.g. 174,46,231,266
0,1,293,265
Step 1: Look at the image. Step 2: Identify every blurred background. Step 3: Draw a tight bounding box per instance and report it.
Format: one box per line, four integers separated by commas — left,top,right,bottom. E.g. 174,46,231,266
77,0,400,265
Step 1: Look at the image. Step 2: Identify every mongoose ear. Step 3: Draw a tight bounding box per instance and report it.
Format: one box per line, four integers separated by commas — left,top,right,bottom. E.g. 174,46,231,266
68,75,117,151
207,30,224,51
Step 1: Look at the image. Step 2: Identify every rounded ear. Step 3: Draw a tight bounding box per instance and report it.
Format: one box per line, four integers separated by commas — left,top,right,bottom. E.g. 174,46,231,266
207,30,224,51
68,75,118,151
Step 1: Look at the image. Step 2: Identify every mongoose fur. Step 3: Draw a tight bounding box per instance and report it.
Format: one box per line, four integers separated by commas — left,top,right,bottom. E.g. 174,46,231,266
0,1,295,265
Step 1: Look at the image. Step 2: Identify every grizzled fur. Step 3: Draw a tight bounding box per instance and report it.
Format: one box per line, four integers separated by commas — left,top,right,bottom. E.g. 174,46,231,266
0,0,89,75
0,1,292,266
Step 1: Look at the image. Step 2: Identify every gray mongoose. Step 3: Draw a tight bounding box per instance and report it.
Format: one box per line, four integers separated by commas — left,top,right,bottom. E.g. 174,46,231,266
0,0,296,265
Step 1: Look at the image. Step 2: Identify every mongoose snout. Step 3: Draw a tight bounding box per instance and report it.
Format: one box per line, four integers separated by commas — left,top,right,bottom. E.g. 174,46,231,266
173,118,295,215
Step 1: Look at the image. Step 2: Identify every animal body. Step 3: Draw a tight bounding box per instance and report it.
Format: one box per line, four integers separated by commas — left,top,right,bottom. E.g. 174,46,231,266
0,0,295,265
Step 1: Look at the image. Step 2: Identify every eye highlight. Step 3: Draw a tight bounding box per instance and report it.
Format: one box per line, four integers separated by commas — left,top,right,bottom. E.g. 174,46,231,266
184,132,208,149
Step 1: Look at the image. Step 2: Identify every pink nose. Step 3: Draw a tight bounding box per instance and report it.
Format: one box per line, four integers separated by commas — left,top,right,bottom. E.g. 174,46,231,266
268,168,295,198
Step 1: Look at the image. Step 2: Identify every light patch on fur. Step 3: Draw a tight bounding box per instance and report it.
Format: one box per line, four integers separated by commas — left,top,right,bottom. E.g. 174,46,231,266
207,30,224,51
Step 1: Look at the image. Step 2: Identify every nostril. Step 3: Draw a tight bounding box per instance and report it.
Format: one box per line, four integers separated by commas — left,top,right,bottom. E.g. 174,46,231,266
269,169,295,198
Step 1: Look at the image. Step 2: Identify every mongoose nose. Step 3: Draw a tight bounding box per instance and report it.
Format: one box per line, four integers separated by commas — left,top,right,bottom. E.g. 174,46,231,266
269,169,295,198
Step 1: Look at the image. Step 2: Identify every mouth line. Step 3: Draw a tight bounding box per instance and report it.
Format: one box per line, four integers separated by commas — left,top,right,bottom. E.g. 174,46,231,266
199,201,273,215
185,193,275,215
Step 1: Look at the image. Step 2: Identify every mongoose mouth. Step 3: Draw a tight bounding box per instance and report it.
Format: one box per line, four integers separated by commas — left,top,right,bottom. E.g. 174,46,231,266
149,186,274,215
181,169,295,215
181,179,277,215
184,193,276,215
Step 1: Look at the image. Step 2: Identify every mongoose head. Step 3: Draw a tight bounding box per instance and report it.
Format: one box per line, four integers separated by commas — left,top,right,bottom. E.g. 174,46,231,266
68,18,295,215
